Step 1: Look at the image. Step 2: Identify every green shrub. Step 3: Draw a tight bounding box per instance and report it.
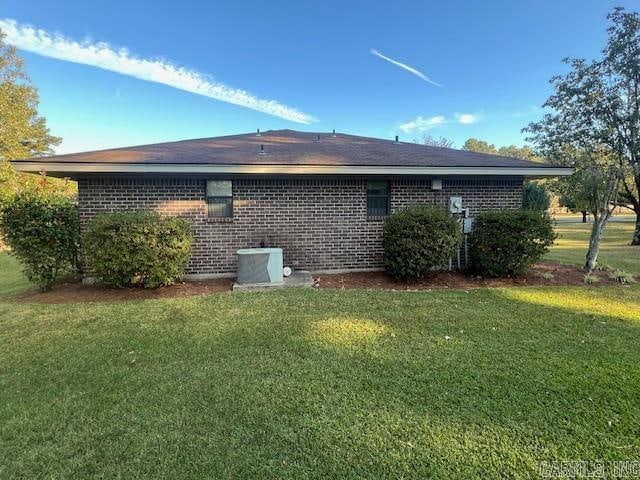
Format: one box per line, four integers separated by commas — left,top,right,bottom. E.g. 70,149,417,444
522,182,551,211
469,210,556,277
83,211,193,288
383,206,461,280
0,192,80,291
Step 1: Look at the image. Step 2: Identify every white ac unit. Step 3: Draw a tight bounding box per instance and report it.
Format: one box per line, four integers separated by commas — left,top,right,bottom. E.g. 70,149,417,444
236,248,284,285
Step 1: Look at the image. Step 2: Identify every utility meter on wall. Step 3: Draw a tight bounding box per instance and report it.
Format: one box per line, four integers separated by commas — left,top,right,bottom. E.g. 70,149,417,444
449,196,463,214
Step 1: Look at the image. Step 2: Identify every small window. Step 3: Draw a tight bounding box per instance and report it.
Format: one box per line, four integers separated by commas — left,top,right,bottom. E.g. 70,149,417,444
367,181,389,216
206,180,233,218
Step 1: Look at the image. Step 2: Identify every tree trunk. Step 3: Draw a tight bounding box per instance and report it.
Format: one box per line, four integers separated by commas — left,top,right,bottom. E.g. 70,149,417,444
632,211,640,246
581,211,588,223
584,215,607,273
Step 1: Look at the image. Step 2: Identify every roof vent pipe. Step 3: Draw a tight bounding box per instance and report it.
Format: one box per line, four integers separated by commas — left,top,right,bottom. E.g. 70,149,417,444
316,134,321,142
332,129,337,137
394,135,399,144
256,128,261,137
259,144,266,155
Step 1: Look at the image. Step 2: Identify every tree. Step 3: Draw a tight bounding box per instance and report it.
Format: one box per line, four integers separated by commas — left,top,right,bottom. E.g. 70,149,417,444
462,138,496,154
0,29,65,206
604,8,640,244
525,63,625,272
560,196,589,223
497,145,540,162
570,154,622,272
463,138,540,161
554,178,590,223
523,182,551,211
531,8,640,245
415,134,455,148
464,138,550,212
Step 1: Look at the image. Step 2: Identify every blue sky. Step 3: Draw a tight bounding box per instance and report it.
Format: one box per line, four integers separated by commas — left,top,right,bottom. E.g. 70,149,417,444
2,0,636,154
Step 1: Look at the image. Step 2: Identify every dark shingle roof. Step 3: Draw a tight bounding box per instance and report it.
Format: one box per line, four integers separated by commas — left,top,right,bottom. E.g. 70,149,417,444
14,129,556,169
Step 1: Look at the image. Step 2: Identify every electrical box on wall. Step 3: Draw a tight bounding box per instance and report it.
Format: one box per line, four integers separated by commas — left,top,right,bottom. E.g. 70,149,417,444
463,218,475,233
449,196,463,214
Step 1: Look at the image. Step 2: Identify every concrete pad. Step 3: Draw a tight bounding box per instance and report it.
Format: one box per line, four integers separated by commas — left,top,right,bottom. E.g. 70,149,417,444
233,270,314,292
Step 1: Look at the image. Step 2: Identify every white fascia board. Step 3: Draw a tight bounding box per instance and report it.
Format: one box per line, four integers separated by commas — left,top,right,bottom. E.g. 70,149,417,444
11,162,574,177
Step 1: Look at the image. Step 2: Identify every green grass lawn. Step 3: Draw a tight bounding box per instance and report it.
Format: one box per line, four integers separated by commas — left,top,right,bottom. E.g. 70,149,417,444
546,220,640,276
1,253,640,479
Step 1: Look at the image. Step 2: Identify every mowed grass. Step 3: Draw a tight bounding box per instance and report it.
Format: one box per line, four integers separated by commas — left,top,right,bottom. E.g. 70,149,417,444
546,219,640,275
1,253,640,479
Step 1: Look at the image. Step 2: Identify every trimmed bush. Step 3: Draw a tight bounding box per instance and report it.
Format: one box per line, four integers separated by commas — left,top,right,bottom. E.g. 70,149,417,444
0,192,80,291
83,211,193,288
469,210,556,277
383,206,461,280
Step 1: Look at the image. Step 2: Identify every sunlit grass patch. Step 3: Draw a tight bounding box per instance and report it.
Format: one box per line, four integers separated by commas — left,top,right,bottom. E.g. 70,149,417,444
498,287,640,323
309,317,390,347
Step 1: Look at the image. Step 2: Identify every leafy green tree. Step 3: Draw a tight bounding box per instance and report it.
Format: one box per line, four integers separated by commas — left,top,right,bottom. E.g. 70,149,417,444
462,138,497,154
526,149,622,273
523,182,551,211
0,29,67,207
464,138,550,213
497,145,540,162
553,177,590,223
529,8,640,245
525,8,640,268
463,138,540,162
603,8,640,244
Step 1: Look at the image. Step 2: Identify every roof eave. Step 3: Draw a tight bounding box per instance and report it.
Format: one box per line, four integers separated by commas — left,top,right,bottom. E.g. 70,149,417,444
11,161,574,178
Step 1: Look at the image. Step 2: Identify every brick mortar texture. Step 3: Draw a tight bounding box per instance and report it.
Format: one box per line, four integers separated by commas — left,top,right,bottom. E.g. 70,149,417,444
77,177,523,275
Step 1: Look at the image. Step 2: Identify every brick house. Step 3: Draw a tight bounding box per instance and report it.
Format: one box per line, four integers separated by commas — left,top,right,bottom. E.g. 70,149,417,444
12,130,571,278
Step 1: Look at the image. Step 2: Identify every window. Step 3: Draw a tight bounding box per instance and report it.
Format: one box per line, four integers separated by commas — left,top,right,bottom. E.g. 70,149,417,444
206,180,233,218
367,181,389,216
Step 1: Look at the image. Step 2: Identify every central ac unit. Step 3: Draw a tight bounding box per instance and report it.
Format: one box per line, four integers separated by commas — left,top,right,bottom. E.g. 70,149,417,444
236,248,284,285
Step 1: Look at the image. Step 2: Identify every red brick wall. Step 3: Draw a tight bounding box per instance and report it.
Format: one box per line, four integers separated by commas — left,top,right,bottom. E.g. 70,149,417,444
77,177,523,276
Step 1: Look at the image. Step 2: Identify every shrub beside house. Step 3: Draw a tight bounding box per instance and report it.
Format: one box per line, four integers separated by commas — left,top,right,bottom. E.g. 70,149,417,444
468,210,556,277
0,192,79,291
383,206,461,280
83,211,193,288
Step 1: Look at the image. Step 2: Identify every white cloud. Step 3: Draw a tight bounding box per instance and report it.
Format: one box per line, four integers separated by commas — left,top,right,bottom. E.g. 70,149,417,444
0,18,316,124
370,49,442,87
398,115,446,133
455,113,478,124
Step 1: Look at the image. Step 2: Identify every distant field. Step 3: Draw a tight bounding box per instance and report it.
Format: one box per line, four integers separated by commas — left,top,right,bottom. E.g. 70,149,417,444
553,212,636,223
546,220,640,275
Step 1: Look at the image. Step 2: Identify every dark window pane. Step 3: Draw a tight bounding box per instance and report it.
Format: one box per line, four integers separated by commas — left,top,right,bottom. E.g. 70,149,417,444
367,181,389,216
367,181,388,196
207,197,233,218
367,196,388,216
206,180,233,218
